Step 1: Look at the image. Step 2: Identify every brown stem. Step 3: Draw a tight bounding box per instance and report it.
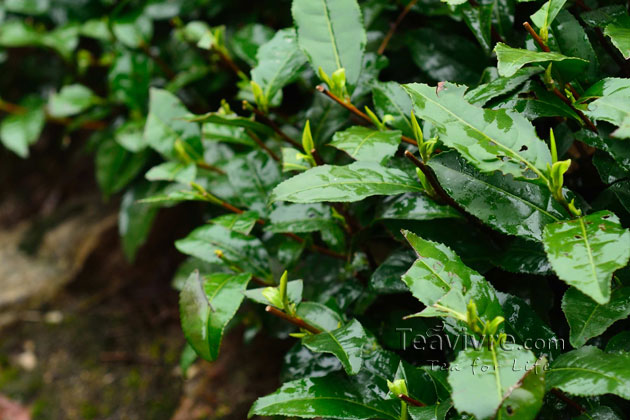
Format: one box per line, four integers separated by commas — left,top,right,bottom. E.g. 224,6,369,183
243,101,303,150
251,276,269,287
196,161,226,175
523,23,598,132
215,48,246,79
139,42,176,80
0,98,107,131
265,305,321,334
246,129,280,162
377,0,420,55
310,148,324,166
398,394,425,407
523,22,550,52
551,88,598,133
551,389,586,413
282,232,347,260
315,86,417,146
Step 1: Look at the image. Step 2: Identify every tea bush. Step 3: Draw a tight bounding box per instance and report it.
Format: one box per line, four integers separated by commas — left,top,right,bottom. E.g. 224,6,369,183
2,0,630,418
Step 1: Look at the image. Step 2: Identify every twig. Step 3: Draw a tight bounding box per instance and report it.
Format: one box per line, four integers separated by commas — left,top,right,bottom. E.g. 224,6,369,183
246,129,280,162
315,86,417,146
196,161,226,175
243,101,302,150
282,232,347,260
310,148,324,166
378,0,420,55
523,22,598,133
0,98,107,131
398,394,425,407
523,22,550,52
139,42,176,80
265,305,321,334
551,389,586,413
215,48,247,79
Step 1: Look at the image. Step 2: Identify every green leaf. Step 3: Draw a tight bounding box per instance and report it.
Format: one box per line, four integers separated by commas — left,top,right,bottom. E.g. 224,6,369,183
562,286,630,348
448,346,537,419
266,203,335,233
375,193,461,222
543,210,630,304
329,126,401,164
108,49,152,111
48,84,98,118
0,20,79,59
118,182,160,261
145,162,196,184
248,373,399,419
115,120,147,152
464,67,542,106
209,211,259,235
302,319,367,375
370,248,414,294
550,10,599,83
372,81,413,136
251,28,307,103
281,147,312,172
226,151,281,215
112,10,153,49
546,346,630,399
493,43,588,78
296,301,344,332
409,402,452,420
493,238,552,275
605,23,630,60
578,78,630,139
404,82,552,184
429,151,569,241
175,224,272,279
0,100,45,158
495,357,547,420
243,280,303,308
271,161,422,204
292,0,366,87
179,272,251,361
606,331,630,353
230,23,274,67
401,230,503,324
5,0,49,15
193,112,275,138
96,141,148,197
531,0,567,35
144,88,202,161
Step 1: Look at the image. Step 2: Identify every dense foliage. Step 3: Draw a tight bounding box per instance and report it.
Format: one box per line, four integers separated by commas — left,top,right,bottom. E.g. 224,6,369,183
2,0,630,418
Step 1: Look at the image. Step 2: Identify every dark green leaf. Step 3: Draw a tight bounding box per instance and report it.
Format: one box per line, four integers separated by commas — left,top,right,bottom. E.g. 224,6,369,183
96,141,148,197
329,126,401,164
180,272,251,361
562,286,630,348
302,319,367,375
372,81,413,136
118,181,160,261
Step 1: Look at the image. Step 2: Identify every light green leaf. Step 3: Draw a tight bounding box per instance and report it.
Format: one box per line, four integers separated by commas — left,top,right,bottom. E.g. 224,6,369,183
180,272,251,361
209,211,259,235
0,101,45,158
292,0,366,87
493,42,588,78
562,287,630,348
243,280,303,308
175,224,272,279
429,151,569,241
112,10,153,48
605,23,630,59
401,230,503,324
281,147,312,172
302,319,367,375
546,346,630,399
145,162,196,184
271,161,422,203
329,126,401,164
144,88,202,161
448,346,537,419
251,28,307,103
531,0,568,34
266,203,335,233
578,78,630,139
404,82,552,184
543,210,630,304
464,67,542,106
248,373,400,419
48,84,98,118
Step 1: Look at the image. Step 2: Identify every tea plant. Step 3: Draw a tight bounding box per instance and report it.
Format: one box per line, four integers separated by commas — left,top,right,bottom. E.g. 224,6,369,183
2,0,630,418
